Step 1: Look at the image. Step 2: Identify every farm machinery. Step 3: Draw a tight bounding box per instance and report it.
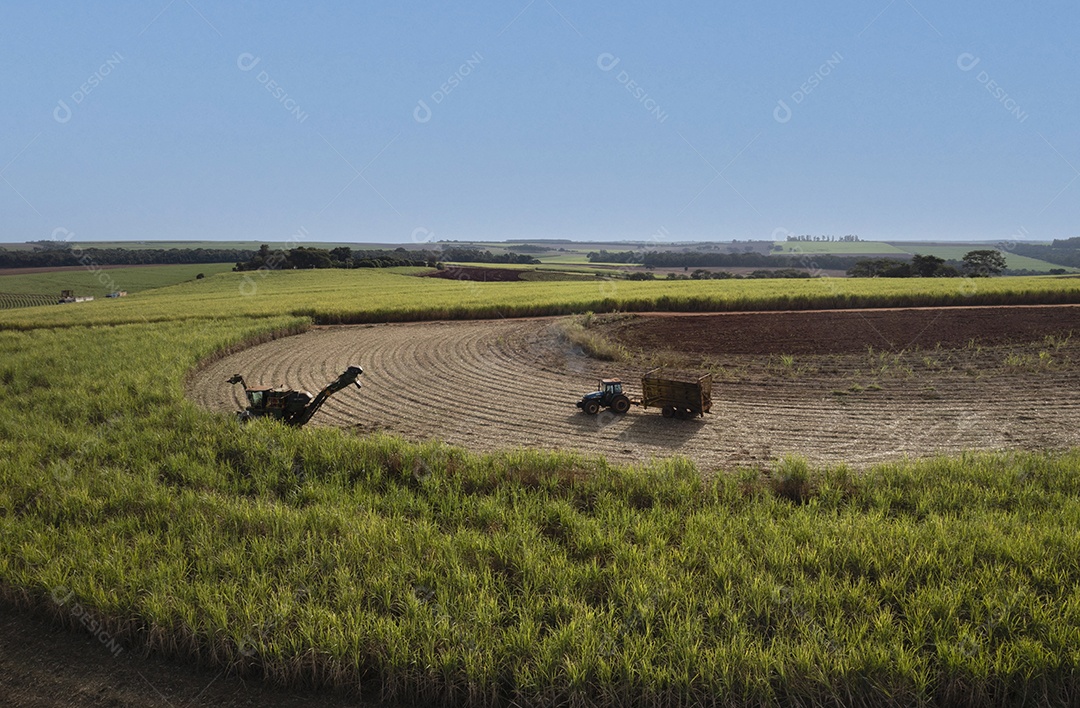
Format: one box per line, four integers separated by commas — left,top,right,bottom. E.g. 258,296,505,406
228,365,363,427
577,369,712,418
58,289,94,304
576,378,632,415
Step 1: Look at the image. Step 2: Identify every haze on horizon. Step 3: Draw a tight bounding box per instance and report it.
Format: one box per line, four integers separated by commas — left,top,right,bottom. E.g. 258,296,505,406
2,2,1076,246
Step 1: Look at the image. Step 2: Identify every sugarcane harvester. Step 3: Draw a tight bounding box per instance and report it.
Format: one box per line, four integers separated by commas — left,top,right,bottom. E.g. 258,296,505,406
227,365,363,427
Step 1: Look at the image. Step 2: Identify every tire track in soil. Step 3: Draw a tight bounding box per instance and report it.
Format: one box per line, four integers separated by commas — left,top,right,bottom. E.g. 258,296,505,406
188,318,1080,471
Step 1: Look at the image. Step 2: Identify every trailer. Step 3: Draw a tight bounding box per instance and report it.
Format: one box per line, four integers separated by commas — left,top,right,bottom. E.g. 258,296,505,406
576,369,712,419
58,290,94,304
640,369,712,418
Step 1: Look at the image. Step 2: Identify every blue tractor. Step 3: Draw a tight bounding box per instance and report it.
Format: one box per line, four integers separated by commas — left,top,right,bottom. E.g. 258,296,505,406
576,378,632,415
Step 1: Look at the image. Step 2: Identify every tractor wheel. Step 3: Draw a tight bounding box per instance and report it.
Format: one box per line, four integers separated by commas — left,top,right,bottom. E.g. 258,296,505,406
611,395,631,414
583,400,600,415
661,405,675,418
236,410,254,424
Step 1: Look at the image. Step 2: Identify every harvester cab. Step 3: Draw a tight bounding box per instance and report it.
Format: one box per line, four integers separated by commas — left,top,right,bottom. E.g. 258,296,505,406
576,378,632,415
228,365,363,427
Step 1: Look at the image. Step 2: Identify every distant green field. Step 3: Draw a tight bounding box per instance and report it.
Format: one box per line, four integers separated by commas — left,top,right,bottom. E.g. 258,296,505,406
537,253,607,265
0,262,236,298
773,241,1077,273
887,244,1077,273
773,241,908,255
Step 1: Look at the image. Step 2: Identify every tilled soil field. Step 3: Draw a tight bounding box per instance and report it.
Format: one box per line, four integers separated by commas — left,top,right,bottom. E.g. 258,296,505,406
188,307,1080,470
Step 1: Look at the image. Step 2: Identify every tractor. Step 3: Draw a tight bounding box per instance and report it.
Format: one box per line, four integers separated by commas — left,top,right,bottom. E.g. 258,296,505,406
576,378,632,415
228,365,363,427
576,370,712,419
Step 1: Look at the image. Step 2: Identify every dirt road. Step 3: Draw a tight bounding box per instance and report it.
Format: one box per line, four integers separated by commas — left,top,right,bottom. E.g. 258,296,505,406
187,308,1080,470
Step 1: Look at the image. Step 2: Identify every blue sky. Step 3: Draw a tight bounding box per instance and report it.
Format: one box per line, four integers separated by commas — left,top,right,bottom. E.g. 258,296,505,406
2,1,1077,244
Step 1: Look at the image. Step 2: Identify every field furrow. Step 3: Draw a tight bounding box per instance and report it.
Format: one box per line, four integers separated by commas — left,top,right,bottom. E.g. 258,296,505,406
188,315,1080,470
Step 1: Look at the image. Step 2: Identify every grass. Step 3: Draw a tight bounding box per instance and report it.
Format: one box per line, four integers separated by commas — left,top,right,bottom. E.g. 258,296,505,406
539,253,620,265
4,268,1080,330
0,262,237,298
1,267,1079,705
557,313,630,361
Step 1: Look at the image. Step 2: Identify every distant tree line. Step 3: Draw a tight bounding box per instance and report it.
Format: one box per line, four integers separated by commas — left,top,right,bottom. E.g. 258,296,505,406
233,245,539,271
0,245,255,268
0,242,542,271
587,249,643,263
784,234,862,242
624,268,815,281
672,269,812,280
847,251,1007,278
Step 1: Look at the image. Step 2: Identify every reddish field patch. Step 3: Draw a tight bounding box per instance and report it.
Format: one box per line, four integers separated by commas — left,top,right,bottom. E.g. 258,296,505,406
607,305,1080,356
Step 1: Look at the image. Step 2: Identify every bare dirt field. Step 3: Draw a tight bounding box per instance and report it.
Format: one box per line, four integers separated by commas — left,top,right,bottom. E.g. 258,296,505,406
188,306,1080,470
607,304,1080,355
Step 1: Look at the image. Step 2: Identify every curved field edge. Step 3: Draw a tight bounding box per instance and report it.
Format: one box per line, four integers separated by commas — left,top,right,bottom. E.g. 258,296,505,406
4,269,1080,330
1,319,1080,704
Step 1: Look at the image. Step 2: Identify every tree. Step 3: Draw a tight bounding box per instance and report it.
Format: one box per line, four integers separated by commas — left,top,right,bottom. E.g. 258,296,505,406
329,246,353,265
962,249,1007,277
911,253,946,277
847,258,911,277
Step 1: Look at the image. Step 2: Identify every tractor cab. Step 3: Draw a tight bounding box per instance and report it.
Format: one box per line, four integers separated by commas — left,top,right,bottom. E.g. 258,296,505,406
229,374,314,420
576,377,632,415
600,379,623,396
